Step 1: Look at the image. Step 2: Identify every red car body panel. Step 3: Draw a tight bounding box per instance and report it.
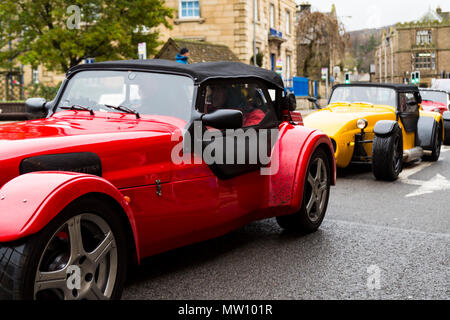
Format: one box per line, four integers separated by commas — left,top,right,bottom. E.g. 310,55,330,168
0,172,141,258
421,101,448,115
0,110,335,262
289,111,304,125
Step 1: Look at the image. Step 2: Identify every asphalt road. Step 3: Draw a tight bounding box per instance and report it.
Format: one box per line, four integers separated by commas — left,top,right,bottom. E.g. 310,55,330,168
123,146,450,300
1,119,447,299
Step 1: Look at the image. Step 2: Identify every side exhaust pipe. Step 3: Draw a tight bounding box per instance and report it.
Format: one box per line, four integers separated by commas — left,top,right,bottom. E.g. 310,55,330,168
403,147,424,163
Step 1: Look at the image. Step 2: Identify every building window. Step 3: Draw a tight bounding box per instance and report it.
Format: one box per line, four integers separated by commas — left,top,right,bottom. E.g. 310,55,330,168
415,52,435,69
285,11,291,34
286,54,291,79
416,30,431,45
32,68,39,84
254,0,260,21
270,4,275,28
179,0,200,19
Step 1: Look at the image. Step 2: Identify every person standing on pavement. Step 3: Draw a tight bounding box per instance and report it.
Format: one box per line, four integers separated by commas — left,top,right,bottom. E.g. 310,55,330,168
175,47,190,64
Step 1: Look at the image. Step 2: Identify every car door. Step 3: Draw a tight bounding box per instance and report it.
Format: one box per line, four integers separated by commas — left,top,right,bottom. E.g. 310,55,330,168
398,91,420,133
197,79,279,180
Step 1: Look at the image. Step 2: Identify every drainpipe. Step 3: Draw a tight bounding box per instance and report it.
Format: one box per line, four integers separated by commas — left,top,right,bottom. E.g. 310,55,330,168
253,0,257,66
384,37,388,83
391,37,394,82
379,48,382,83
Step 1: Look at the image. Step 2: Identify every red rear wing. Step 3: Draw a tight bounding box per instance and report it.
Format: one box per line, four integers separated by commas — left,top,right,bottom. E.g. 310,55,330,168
290,111,304,126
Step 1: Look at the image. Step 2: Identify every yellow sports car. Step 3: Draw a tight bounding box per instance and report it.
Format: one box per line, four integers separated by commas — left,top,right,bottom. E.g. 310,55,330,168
304,83,445,181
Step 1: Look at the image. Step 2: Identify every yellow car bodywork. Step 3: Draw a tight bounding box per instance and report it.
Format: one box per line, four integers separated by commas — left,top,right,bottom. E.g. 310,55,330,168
304,102,444,168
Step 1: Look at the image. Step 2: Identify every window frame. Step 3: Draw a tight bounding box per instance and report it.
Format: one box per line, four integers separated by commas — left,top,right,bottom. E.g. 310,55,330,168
269,4,275,29
285,10,291,35
32,68,39,84
285,54,291,80
179,0,200,19
197,78,279,129
416,30,432,45
415,52,435,70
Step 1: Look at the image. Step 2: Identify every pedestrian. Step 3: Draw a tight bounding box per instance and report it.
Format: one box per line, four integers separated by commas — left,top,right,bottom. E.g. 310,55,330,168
175,47,190,64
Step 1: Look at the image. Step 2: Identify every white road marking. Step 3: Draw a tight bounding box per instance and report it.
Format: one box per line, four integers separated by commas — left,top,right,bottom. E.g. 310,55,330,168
400,162,433,180
399,146,450,197
404,174,450,197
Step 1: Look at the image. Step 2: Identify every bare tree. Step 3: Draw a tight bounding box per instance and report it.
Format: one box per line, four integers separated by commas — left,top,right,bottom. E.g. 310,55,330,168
296,11,347,79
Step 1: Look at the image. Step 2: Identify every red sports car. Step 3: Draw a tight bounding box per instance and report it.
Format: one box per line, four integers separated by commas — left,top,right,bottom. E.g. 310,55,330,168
420,88,450,115
0,60,335,300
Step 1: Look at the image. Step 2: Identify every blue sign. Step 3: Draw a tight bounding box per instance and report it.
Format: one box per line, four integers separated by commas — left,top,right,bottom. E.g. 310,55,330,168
269,28,283,38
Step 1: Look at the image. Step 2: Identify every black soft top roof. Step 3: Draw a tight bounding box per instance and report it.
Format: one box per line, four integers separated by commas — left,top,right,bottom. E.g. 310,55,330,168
68,59,284,89
332,82,419,93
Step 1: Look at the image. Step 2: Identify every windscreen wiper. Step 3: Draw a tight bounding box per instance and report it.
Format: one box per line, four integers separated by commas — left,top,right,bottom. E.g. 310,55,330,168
103,104,140,119
60,105,94,115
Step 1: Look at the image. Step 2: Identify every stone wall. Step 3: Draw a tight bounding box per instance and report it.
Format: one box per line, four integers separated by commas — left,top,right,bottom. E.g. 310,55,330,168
159,0,297,79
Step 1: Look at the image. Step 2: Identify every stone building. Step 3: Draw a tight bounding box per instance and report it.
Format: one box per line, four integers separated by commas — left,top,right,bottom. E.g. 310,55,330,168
158,0,297,80
374,6,450,86
295,3,345,80
155,38,240,62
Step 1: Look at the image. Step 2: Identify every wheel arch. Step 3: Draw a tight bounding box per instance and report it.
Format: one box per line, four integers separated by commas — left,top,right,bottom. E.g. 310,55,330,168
0,172,141,262
416,115,443,150
290,132,336,212
76,192,139,265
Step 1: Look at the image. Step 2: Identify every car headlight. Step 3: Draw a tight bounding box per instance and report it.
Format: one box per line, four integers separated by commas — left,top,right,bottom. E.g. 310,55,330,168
357,119,368,130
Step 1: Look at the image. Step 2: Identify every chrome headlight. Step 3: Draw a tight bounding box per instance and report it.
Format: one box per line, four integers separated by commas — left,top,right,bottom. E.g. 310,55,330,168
357,119,368,130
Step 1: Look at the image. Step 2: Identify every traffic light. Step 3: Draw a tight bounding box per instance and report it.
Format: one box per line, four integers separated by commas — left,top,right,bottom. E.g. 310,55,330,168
345,73,350,84
411,71,420,84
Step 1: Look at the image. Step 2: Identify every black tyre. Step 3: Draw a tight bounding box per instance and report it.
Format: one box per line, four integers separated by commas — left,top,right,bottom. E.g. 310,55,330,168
372,123,403,181
0,196,127,300
422,123,442,162
276,148,331,233
443,120,450,146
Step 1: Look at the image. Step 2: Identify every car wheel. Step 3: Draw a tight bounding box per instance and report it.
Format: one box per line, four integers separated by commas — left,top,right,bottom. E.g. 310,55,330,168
276,148,330,233
423,123,442,162
372,123,403,181
0,196,127,300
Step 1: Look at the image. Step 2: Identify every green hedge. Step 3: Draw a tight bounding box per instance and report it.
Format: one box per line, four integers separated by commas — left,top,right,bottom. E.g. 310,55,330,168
25,82,61,101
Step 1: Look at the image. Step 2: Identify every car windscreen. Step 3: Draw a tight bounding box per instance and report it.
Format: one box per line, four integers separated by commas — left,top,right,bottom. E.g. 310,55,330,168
420,90,447,104
56,70,195,121
329,86,397,107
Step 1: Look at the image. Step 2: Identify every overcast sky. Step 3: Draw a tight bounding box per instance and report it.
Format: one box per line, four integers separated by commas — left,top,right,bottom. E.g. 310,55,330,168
295,0,449,31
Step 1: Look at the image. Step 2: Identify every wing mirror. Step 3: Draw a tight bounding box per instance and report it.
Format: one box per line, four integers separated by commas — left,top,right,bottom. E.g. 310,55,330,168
307,96,317,103
202,109,243,130
308,96,322,109
282,92,297,111
25,98,48,116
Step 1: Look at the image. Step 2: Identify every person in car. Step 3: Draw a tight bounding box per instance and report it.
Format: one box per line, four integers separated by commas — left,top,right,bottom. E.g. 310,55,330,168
205,85,266,127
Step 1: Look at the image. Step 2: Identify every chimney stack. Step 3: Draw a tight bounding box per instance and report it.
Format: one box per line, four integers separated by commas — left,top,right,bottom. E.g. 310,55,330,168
298,2,311,13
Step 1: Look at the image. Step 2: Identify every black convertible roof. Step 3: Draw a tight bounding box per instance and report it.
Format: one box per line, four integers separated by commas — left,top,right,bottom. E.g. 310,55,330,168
68,59,284,89
332,83,419,92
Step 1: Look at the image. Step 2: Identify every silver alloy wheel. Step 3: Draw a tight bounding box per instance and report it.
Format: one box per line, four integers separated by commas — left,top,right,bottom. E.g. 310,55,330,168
34,213,118,300
305,157,328,222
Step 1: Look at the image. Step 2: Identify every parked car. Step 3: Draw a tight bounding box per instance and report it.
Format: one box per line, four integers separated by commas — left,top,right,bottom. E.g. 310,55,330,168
304,83,445,181
431,79,450,93
419,88,449,115
0,60,336,300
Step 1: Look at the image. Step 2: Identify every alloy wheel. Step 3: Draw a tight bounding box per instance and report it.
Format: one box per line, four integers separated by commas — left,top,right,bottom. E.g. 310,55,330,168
305,157,328,222
34,213,118,300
